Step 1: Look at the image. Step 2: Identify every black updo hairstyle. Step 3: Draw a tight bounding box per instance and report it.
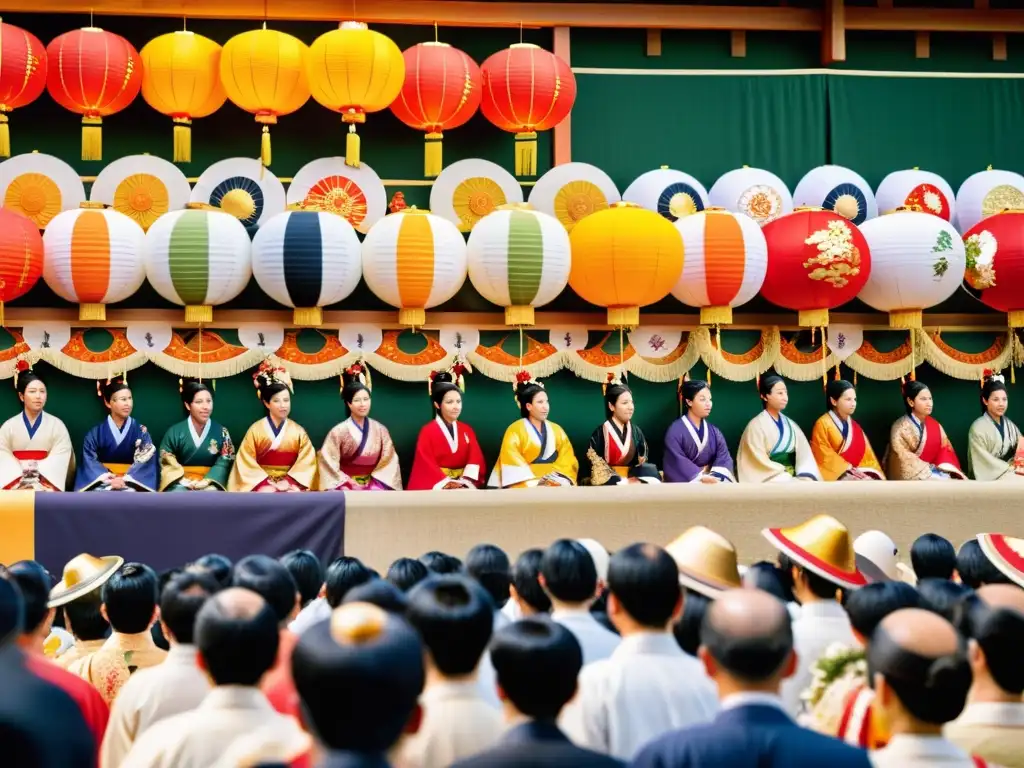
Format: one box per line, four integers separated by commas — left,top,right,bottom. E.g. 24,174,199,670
516,380,545,419
430,372,460,416
981,372,1007,414
342,375,370,417
16,369,43,397
259,381,289,409
902,380,930,415
758,371,785,409
826,379,855,413
679,379,710,414
181,379,212,409
100,377,130,406
604,383,631,421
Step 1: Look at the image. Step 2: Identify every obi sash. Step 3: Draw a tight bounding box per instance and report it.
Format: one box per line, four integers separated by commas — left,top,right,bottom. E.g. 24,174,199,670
182,466,211,481
13,450,48,461
102,463,131,476
441,467,465,479
769,450,796,475
260,449,298,480
614,466,629,478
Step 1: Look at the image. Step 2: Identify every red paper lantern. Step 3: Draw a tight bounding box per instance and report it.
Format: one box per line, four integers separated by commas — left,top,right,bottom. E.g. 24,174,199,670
46,27,143,161
761,208,871,327
963,211,1024,328
479,43,575,177
0,22,47,159
0,208,44,326
390,42,482,178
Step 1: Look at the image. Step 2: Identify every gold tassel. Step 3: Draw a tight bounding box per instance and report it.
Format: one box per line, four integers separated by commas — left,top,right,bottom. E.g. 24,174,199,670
0,114,10,158
707,367,712,386
260,126,271,168
424,132,443,177
173,118,192,163
82,116,103,161
834,363,840,380
514,131,538,176
346,124,361,168
0,299,5,328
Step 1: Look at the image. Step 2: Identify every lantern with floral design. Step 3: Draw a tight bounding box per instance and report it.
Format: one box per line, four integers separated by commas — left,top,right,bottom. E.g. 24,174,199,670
962,212,1024,327
0,22,47,158
0,208,44,325
876,168,955,222
709,167,792,227
956,168,1024,235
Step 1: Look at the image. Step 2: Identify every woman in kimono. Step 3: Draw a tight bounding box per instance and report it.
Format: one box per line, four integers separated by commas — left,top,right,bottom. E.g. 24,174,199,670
810,379,885,481
0,366,74,491
488,373,578,489
585,378,658,485
663,378,735,484
737,372,821,483
75,378,158,492
886,380,966,481
968,372,1024,481
318,364,402,491
158,380,235,492
228,362,318,492
407,366,485,490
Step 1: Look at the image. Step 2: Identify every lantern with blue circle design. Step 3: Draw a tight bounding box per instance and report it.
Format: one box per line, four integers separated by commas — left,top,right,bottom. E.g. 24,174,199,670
623,166,708,222
190,157,287,234
793,166,876,226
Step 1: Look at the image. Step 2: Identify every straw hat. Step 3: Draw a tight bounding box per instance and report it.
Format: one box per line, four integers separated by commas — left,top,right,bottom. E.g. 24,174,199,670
665,526,742,599
762,514,866,590
47,553,124,608
977,533,1024,589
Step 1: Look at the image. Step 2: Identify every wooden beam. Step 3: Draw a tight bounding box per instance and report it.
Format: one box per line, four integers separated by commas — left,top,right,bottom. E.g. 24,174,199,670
822,0,846,64
646,29,662,57
915,31,931,59
877,0,893,8
846,8,1024,34
730,30,747,58
552,27,572,167
993,32,1008,61
975,0,990,9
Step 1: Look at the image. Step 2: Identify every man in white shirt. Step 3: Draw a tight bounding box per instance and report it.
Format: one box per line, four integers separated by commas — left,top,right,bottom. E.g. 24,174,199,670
466,544,512,709
101,569,220,768
289,556,374,635
560,543,718,760
541,539,620,665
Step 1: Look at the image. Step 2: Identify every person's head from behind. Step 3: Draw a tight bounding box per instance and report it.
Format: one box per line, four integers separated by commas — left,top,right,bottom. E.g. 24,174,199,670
343,579,409,615
419,551,462,575
231,554,300,627
325,557,375,608
540,539,598,608
491,618,582,721
673,589,710,657
406,575,493,678
386,558,429,593
280,550,323,609
917,578,972,623
195,587,280,686
63,590,109,642
957,584,1024,699
6,561,53,646
699,589,795,695
844,581,921,644
607,543,682,633
957,539,1013,589
292,603,425,755
0,570,24,647
101,562,159,635
160,570,222,646
465,544,511,610
777,553,841,605
190,553,233,588
742,561,793,604
510,549,551,616
910,534,956,581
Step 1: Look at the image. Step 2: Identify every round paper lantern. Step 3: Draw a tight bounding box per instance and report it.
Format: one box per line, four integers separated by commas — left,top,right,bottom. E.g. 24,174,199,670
858,210,966,328
961,212,1024,327
528,162,620,233
287,157,386,234
90,154,191,231
761,209,870,327
361,208,467,327
480,44,576,177
623,167,709,222
141,31,227,163
307,22,405,168
430,158,523,233
793,165,877,225
220,29,310,168
144,204,252,323
0,208,44,325
876,169,955,222
0,22,47,158
0,152,86,230
390,42,481,177
955,168,1024,235
568,202,683,328
252,210,362,327
46,27,142,161
42,203,146,321
672,208,767,325
709,167,792,227
191,157,287,231
467,205,571,326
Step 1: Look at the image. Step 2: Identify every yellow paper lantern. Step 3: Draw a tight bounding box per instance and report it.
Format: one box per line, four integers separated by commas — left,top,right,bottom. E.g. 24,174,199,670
220,28,310,168
307,22,405,168
141,31,227,163
569,202,684,327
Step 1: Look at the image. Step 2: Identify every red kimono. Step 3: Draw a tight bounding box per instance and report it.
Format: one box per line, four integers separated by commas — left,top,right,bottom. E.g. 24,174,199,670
407,416,486,490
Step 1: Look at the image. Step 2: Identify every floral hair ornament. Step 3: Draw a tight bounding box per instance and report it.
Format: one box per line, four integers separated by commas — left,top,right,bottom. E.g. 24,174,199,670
343,361,372,392
13,356,29,389
982,368,1005,387
513,369,543,406
253,360,293,400
602,371,624,397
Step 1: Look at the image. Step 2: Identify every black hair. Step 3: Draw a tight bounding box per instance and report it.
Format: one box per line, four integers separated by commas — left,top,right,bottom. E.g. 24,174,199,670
6,561,51,635
826,379,855,412
680,379,710,412
702,595,794,682
419,551,463,575
153,568,183,651
259,381,289,409
758,372,785,409
181,379,212,408
902,380,930,415
406,575,494,675
101,378,130,404
386,558,429,593
195,590,280,686
981,374,1008,414
231,555,298,625
604,383,631,421
608,543,681,628
325,557,375,608
844,581,921,638
541,539,598,604
744,561,794,604
918,578,973,623
957,540,1012,589
512,549,551,614
63,590,109,641
342,381,371,416
957,594,1024,695
465,544,511,610
280,550,324,609
515,381,545,419
160,570,221,645
0,571,23,645
101,562,159,634
431,373,460,417
343,579,409,615
672,589,710,657
911,534,957,581
777,553,841,600
491,617,582,719
190,554,233,588
16,370,44,397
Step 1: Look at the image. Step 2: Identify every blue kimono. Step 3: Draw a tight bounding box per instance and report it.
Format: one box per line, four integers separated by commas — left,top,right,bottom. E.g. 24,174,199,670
75,416,159,492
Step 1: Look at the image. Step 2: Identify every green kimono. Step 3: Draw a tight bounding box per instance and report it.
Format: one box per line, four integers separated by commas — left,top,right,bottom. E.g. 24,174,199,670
158,418,235,492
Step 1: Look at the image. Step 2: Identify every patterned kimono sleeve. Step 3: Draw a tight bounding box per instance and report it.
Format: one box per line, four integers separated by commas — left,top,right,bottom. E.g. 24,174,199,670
206,427,236,490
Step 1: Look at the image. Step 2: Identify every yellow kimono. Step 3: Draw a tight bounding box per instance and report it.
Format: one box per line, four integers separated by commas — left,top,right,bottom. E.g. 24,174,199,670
228,416,319,492
968,414,1024,481
810,412,885,481
488,418,578,489
737,410,821,483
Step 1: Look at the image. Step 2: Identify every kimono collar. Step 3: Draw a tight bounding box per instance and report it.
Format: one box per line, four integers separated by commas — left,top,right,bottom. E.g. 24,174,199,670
22,410,42,440
828,409,849,437
987,412,1005,438
685,413,705,440
349,417,372,455
526,417,547,445
908,413,925,433
435,415,458,452
266,416,287,438
606,416,629,444
106,415,133,446
766,410,785,430
188,417,212,448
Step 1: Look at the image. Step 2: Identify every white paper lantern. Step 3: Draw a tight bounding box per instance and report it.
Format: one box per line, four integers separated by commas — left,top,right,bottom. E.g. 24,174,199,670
252,210,362,327
709,167,792,227
467,206,570,326
362,209,467,327
622,167,708,222
430,158,524,233
875,168,955,223
857,210,965,328
43,204,146,321
955,168,1024,234
144,205,253,323
528,162,620,232
793,165,877,225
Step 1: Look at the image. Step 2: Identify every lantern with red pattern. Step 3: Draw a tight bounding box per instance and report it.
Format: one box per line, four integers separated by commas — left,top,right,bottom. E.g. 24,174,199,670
46,27,143,161
479,44,575,177
761,208,871,327
390,42,482,178
0,22,47,158
962,211,1024,328
0,208,44,326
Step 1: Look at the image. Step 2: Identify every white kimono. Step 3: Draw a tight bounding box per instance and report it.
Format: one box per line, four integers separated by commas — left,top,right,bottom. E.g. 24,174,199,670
0,411,73,491
968,414,1024,481
780,600,857,718
737,410,822,483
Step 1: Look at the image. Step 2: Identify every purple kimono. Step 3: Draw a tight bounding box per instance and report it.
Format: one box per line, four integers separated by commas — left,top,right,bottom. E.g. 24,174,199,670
663,415,736,483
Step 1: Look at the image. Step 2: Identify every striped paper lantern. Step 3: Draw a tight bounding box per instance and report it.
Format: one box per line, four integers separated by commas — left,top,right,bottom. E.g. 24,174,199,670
252,210,362,327
144,204,252,323
671,208,768,325
362,209,467,327
42,203,146,321
467,206,571,326
0,208,44,325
